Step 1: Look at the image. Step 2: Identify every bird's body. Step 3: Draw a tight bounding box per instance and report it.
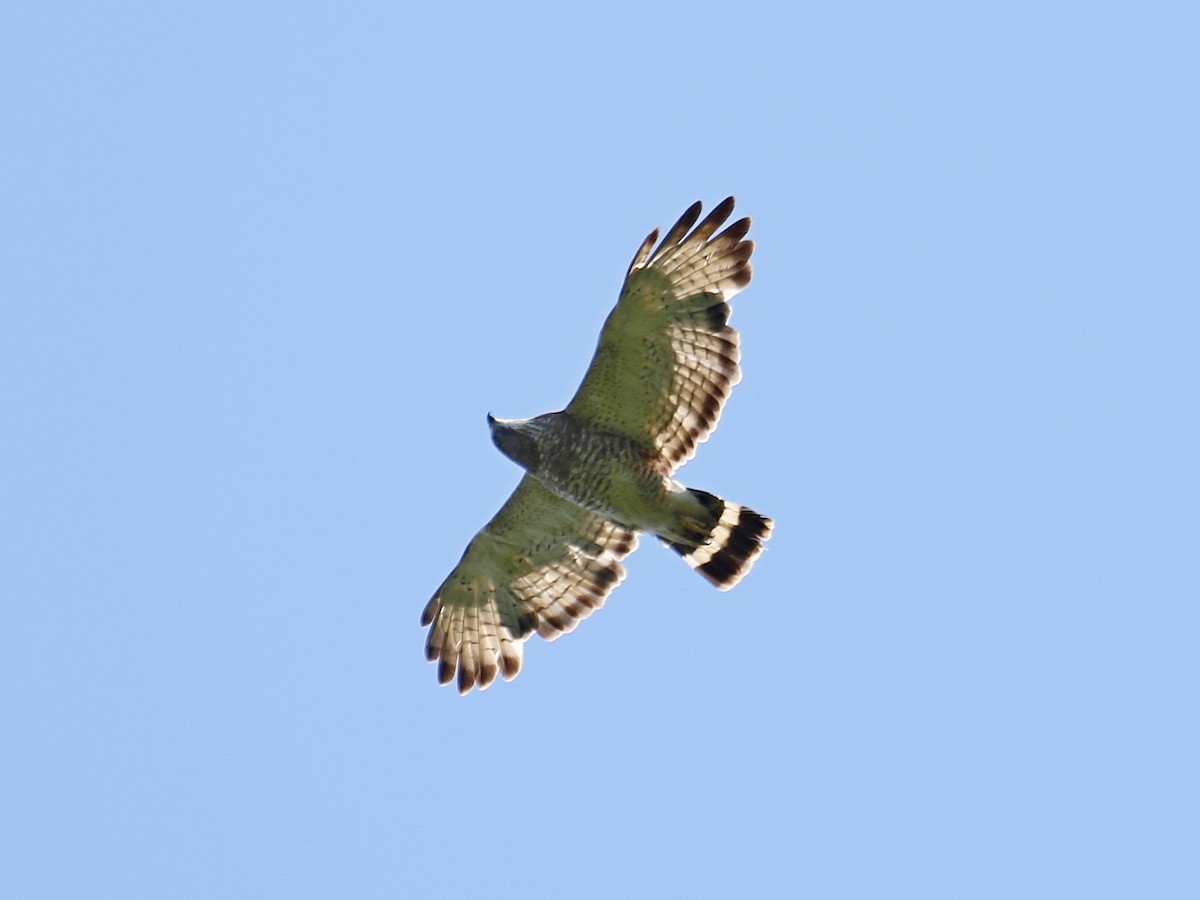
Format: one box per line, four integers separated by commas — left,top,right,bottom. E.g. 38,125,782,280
422,198,773,693
490,413,677,538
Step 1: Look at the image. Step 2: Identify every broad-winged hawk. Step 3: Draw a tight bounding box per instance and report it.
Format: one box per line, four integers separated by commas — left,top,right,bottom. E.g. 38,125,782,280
422,197,772,693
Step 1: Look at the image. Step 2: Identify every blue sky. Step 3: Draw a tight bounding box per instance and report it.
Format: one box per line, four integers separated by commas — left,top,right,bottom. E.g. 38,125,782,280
4,2,1198,897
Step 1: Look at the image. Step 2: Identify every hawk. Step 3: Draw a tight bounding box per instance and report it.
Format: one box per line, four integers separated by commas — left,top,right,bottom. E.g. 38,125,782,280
421,197,772,693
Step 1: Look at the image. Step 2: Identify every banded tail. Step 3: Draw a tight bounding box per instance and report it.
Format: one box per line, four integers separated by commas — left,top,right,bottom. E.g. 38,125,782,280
667,489,773,590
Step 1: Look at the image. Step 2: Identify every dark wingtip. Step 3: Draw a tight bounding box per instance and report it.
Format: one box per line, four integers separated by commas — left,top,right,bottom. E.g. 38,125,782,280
420,596,437,626
515,611,537,638
457,665,475,695
722,217,751,244
659,201,704,250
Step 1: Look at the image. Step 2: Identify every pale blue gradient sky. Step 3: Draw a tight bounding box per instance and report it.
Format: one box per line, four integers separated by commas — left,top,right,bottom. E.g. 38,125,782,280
3,2,1198,897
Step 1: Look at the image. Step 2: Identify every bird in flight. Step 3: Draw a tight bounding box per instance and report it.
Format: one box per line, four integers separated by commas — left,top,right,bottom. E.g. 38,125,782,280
422,197,772,693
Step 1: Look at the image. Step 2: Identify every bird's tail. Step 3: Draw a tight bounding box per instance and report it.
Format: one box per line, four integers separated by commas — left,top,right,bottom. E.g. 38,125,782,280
665,488,773,590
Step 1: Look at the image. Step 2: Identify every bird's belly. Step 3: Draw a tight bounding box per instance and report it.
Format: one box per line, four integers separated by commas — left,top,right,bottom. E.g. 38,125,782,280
534,454,665,530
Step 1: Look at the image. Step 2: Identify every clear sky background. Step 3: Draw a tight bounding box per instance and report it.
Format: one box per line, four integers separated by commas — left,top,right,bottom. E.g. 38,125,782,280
4,2,1197,897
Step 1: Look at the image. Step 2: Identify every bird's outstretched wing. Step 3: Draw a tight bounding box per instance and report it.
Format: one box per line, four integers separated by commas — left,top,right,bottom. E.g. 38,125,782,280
421,475,638,694
565,197,752,473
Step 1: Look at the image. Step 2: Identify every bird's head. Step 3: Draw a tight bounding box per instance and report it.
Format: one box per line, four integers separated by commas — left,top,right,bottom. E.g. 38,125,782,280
487,413,540,471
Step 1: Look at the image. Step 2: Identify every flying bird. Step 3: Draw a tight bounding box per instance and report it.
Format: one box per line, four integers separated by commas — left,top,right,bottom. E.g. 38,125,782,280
421,197,772,693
